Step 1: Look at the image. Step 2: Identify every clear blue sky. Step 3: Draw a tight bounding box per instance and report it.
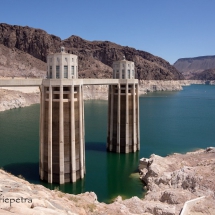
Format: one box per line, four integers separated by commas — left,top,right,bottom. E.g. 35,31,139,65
1,0,215,64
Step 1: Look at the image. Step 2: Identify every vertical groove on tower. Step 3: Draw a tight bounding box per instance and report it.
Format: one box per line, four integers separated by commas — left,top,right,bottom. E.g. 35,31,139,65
107,85,111,149
79,85,84,178
70,83,76,182
82,85,86,175
133,83,137,152
137,82,140,150
48,84,53,183
110,85,114,151
40,85,45,180
117,83,121,153
125,83,129,153
59,83,64,184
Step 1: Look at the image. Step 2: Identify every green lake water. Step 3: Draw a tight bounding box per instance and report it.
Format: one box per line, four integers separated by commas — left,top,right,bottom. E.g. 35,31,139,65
0,84,215,202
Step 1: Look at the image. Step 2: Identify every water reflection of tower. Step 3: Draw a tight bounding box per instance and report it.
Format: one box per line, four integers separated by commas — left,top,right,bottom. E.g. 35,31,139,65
106,151,139,201
40,47,85,184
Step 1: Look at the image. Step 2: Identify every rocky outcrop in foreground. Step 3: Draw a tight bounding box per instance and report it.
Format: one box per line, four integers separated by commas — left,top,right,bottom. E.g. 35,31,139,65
1,148,215,215
139,147,215,214
0,167,165,215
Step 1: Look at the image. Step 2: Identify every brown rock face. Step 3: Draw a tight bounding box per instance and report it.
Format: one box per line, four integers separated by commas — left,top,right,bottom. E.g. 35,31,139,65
0,23,61,62
0,44,46,77
191,68,215,80
174,56,215,79
0,23,184,80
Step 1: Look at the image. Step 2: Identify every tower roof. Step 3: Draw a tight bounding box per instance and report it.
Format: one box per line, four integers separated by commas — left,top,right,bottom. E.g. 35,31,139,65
113,56,134,64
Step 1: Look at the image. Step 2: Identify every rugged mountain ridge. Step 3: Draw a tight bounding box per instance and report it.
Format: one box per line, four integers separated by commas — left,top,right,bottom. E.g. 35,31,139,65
0,23,184,80
189,68,215,80
174,55,215,79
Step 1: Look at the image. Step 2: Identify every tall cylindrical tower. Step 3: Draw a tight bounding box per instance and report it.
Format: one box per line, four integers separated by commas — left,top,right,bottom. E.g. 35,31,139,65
107,57,140,153
40,47,85,184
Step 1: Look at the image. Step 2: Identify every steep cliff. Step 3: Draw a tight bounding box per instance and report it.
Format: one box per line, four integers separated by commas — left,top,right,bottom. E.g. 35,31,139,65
0,23,184,80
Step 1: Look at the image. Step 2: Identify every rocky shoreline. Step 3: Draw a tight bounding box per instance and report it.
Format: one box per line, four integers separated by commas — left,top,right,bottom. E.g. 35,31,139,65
139,80,215,94
0,88,39,112
0,148,214,214
139,147,215,214
1,80,214,112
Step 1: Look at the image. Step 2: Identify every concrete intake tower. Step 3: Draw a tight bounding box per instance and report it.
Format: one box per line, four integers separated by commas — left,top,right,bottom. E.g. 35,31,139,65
0,48,140,185
107,57,140,153
39,48,140,184
40,47,85,184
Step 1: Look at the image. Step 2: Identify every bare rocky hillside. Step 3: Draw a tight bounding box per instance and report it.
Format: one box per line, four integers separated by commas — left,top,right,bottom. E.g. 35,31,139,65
174,56,215,79
191,68,215,80
0,44,46,78
0,23,184,80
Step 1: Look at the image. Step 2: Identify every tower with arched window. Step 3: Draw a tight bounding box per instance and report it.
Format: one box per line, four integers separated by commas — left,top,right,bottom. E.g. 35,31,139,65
107,57,140,153
40,47,85,184
47,47,78,79
112,56,135,79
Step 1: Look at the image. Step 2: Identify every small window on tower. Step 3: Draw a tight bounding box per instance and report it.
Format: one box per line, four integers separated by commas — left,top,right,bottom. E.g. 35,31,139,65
50,66,52,78
56,66,60,79
64,66,68,78
71,66,74,75
122,69,125,79
128,69,130,78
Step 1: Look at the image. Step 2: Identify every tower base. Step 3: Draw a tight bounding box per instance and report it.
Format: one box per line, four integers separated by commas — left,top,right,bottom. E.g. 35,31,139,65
39,79,85,184
107,80,140,153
